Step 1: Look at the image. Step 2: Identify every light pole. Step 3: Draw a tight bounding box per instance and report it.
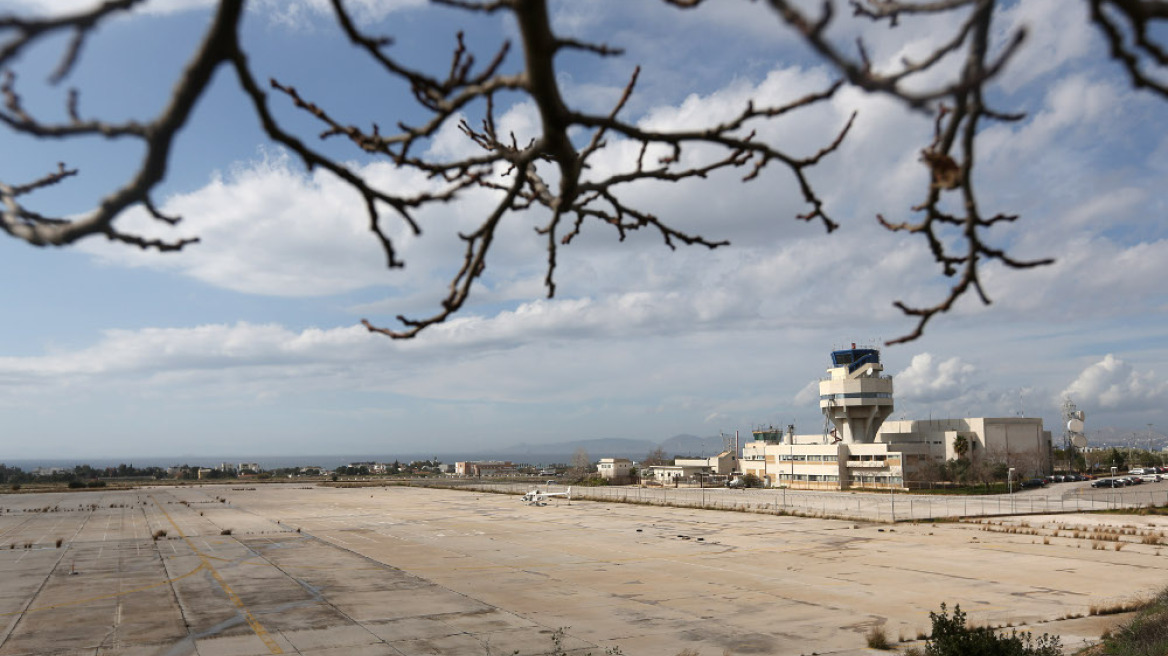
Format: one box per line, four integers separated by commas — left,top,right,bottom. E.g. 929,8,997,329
1008,467,1016,513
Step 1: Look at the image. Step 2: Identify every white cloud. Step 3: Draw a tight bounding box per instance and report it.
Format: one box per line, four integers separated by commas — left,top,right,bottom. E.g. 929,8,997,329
9,0,424,21
78,152,466,297
894,353,978,405
1061,355,1168,412
4,2,1168,455
0,322,380,389
7,0,214,15
994,0,1097,94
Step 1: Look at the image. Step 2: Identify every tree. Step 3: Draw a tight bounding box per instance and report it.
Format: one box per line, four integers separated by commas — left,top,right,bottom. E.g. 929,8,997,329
952,435,969,461
570,448,592,475
1107,447,1128,471
642,447,671,468
2,1,1164,342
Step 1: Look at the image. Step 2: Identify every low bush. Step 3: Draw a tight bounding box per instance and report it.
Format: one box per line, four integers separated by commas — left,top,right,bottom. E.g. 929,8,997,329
922,603,1060,656
865,625,892,650
1098,586,1168,656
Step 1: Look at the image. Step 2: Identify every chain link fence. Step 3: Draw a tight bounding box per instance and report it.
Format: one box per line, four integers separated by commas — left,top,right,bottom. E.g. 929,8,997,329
415,480,1168,522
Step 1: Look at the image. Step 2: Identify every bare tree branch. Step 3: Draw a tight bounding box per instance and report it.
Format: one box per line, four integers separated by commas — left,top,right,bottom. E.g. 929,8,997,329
1089,0,1168,98
4,0,1157,344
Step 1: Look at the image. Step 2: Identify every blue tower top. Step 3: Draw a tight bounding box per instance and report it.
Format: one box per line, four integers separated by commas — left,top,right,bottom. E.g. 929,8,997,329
831,345,880,374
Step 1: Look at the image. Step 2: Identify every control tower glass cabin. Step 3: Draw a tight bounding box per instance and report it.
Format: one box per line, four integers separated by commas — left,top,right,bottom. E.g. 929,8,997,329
818,346,894,443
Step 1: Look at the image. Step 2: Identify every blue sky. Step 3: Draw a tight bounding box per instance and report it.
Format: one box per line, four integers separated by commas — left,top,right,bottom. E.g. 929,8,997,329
1,0,1166,459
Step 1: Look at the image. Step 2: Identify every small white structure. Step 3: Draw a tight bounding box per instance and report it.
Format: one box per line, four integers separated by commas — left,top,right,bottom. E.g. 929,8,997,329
675,450,738,476
647,464,709,483
455,461,517,477
597,458,632,481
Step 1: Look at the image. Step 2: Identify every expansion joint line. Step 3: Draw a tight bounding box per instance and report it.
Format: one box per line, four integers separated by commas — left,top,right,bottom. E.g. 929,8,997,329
149,494,284,654
0,499,97,650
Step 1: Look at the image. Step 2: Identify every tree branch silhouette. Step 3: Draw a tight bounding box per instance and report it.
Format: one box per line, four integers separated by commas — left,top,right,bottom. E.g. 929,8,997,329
2,0,1162,342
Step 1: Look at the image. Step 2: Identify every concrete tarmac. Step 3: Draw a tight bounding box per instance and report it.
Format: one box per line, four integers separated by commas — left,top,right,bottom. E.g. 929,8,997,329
0,484,1161,655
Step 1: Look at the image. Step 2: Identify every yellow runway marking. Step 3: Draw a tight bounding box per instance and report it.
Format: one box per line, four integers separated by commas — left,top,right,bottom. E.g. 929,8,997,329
151,495,283,654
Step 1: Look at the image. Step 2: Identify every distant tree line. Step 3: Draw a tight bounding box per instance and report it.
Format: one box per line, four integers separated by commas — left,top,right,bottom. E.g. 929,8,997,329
0,463,169,485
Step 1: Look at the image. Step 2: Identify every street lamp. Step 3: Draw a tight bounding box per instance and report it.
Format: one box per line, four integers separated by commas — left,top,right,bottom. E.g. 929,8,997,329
1008,467,1016,513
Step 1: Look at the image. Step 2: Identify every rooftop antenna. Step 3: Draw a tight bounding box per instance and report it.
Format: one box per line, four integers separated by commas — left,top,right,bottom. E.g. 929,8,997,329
722,431,737,455
1062,396,1087,462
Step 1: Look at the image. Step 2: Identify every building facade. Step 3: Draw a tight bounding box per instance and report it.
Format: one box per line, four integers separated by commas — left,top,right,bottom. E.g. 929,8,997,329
455,461,517,477
597,458,633,482
742,347,1053,490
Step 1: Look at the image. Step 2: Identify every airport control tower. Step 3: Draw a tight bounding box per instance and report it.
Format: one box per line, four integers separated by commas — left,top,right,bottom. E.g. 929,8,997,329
819,344,894,443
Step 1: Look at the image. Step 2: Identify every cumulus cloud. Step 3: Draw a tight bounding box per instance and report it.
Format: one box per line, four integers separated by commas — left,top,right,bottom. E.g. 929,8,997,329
4,2,1166,454
77,152,487,298
1061,355,1168,412
9,0,423,21
7,0,214,15
0,323,382,394
893,353,978,405
994,0,1097,94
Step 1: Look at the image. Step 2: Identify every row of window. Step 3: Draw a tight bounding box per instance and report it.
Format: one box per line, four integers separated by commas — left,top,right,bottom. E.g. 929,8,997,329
777,473,840,482
851,474,903,484
819,392,893,400
780,454,838,462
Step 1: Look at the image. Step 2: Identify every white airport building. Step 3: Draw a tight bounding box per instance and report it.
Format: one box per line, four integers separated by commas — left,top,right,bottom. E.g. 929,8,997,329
596,458,633,482
740,346,1053,490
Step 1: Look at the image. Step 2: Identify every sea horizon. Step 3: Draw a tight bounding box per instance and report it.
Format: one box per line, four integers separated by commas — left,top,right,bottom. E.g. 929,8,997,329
0,451,630,472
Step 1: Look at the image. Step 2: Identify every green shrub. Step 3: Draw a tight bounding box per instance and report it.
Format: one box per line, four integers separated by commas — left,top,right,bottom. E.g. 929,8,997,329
1099,587,1168,656
924,603,1060,656
67,480,85,489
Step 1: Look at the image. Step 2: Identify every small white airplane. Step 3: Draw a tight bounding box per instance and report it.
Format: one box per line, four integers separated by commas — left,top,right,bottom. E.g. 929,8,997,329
520,481,571,506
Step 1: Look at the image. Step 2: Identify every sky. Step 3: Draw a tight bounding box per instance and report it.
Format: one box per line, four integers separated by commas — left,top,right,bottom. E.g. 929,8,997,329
1,0,1165,460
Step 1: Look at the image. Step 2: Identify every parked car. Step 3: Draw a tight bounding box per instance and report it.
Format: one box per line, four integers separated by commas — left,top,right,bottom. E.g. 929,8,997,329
1019,478,1046,489
1092,478,1122,488
1141,474,1162,482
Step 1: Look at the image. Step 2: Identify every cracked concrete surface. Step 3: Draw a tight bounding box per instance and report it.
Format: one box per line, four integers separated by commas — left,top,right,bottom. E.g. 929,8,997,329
0,484,1160,655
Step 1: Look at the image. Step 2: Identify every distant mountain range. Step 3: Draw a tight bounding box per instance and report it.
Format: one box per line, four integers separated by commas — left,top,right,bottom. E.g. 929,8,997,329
472,433,739,463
